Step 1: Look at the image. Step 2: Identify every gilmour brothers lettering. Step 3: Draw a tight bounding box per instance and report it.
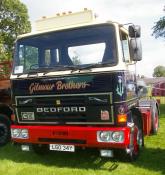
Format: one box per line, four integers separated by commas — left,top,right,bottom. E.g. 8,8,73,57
56,81,90,90
29,81,90,94
29,83,55,94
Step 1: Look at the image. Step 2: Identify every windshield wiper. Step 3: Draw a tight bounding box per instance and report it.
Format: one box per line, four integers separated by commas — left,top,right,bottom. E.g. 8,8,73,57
44,65,78,73
26,65,77,74
21,61,113,75
14,65,78,77
42,65,80,75
71,61,112,73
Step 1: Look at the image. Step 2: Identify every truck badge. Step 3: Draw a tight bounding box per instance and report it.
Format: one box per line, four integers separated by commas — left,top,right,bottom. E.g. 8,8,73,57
116,76,124,96
101,110,110,120
56,100,61,105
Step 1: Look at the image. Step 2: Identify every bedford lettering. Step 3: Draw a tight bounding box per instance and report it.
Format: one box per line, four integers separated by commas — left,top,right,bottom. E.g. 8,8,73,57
37,107,86,113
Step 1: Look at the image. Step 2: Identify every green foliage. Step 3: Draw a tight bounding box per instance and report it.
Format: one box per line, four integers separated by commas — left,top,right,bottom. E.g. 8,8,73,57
153,65,165,77
0,42,8,61
153,17,165,38
0,63,11,79
0,0,31,61
152,6,165,39
20,45,38,70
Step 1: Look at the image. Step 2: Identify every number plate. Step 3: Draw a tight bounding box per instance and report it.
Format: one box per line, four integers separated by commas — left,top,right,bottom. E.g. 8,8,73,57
49,144,75,152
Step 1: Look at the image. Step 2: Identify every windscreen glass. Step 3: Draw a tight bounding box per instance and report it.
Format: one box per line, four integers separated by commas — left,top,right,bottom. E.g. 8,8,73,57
14,24,117,74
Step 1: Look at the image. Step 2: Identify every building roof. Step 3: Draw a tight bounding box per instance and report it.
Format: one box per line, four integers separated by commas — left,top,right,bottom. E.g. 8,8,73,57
140,77,165,85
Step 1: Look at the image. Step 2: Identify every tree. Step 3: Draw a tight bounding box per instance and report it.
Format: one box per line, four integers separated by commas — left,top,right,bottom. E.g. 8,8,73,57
152,6,165,39
153,65,165,77
0,0,31,61
72,55,81,65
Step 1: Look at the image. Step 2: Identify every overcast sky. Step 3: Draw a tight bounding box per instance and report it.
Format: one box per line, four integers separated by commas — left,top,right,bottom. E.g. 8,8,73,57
21,0,165,77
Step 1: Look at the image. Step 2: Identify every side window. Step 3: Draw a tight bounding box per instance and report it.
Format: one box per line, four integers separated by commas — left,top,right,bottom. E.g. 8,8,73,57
120,31,130,62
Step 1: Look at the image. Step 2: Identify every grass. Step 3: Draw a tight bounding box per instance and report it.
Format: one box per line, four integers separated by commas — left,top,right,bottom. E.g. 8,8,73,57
0,105,165,175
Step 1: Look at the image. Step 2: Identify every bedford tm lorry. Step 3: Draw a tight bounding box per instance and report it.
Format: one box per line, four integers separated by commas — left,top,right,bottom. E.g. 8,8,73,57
0,61,12,146
10,9,159,161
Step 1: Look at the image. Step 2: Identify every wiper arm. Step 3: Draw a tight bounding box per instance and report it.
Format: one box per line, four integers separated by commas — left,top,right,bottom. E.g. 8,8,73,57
43,65,78,75
47,65,77,71
71,62,111,73
15,65,78,76
26,65,77,74
79,63,102,70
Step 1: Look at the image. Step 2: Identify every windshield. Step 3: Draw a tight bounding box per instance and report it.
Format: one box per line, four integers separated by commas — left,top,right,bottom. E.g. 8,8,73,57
13,24,117,74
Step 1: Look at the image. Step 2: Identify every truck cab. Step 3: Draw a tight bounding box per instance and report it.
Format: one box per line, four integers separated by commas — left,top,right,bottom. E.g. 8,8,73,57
10,10,155,161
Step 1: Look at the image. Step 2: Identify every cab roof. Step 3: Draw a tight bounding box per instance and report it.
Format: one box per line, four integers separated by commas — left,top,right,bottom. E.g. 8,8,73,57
17,9,125,40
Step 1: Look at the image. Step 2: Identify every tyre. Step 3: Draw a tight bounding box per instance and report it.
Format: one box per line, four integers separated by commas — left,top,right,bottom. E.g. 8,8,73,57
151,104,159,134
32,144,49,155
0,114,11,146
125,113,144,161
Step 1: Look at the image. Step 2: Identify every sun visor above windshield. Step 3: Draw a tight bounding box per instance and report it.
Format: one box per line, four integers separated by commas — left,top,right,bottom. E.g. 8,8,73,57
35,9,94,32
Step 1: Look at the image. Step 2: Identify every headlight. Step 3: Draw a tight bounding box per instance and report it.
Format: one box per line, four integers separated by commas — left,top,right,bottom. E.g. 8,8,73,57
21,129,29,139
97,130,124,143
97,131,111,142
11,129,29,139
11,129,21,138
111,131,124,142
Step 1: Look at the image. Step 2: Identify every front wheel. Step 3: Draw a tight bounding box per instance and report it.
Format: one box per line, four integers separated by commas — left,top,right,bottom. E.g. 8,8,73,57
125,114,144,161
126,127,143,161
151,105,159,134
0,115,11,146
